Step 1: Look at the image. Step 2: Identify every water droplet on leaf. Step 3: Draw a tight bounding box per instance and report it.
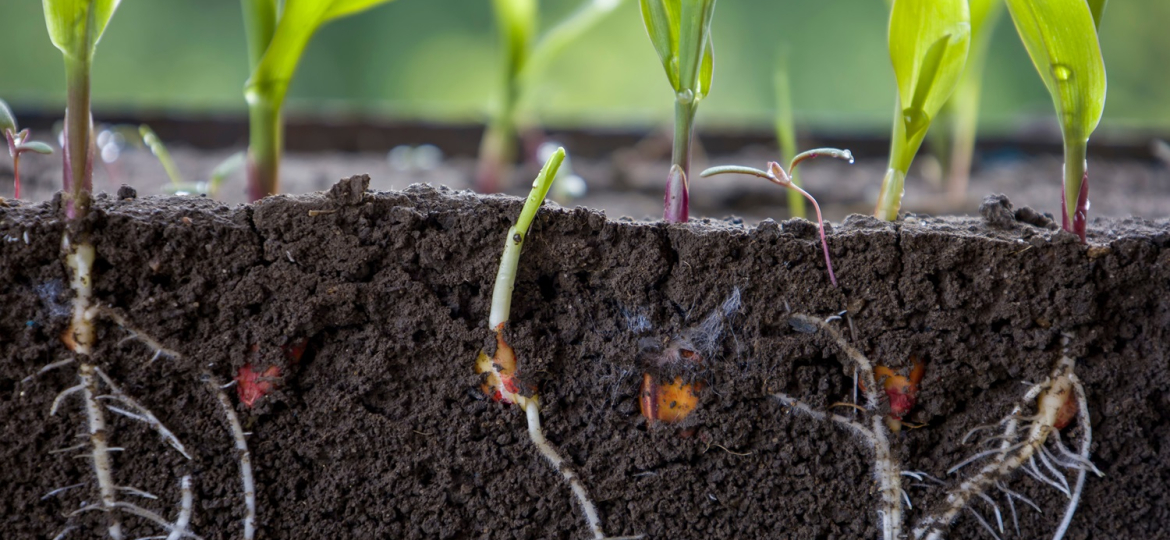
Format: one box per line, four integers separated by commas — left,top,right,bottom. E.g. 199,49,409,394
1052,64,1072,82
902,107,931,138
677,89,694,105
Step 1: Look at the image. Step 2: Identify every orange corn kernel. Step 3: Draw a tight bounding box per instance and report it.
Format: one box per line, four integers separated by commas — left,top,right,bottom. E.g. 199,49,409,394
640,373,702,424
475,325,526,404
1053,392,1079,430
237,364,281,408
866,355,925,420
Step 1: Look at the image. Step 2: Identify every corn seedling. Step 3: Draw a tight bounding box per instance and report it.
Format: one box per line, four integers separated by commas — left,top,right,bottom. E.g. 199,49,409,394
241,0,397,200
779,311,1098,540
477,0,627,193
875,0,970,221
1004,0,1107,242
475,148,640,539
1,98,54,200
701,148,855,287
772,49,805,219
640,0,717,222
139,125,247,197
936,0,1004,204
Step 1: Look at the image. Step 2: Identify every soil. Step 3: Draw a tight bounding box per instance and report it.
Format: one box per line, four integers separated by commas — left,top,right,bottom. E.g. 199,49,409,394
2,177,1169,539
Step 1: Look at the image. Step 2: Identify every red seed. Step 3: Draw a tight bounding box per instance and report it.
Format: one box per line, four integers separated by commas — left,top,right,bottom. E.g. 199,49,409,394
236,363,281,408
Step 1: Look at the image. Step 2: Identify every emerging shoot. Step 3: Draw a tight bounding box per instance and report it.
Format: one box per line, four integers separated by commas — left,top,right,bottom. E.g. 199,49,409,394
1004,0,1107,242
241,0,397,200
476,149,638,539
1,98,54,200
477,0,627,193
640,0,718,222
876,0,970,220
701,148,854,286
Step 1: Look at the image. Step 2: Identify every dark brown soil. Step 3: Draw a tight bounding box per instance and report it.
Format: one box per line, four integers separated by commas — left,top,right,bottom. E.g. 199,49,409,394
2,178,1169,539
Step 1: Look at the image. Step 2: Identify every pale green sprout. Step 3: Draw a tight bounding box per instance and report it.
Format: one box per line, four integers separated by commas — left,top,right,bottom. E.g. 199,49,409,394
875,0,970,221
476,0,627,193
477,148,641,540
640,0,717,222
242,0,397,201
1004,0,1106,242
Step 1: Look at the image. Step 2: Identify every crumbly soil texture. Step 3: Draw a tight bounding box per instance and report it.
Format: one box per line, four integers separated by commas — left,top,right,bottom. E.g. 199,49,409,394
1,178,1169,539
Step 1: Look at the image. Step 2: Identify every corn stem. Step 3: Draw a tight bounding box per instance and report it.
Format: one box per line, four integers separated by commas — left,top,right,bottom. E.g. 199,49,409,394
489,147,565,329
665,99,696,223
1061,139,1089,242
63,56,94,220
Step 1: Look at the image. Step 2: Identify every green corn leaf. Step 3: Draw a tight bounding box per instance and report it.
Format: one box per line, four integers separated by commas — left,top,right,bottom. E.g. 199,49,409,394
245,0,395,111
677,0,716,97
0,99,15,133
1004,0,1106,143
639,0,680,90
43,0,122,60
888,0,970,141
241,0,279,70
697,33,714,99
493,0,537,81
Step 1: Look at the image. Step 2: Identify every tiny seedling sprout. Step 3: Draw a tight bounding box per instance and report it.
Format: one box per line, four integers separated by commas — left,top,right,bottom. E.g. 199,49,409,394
701,148,854,287
477,148,640,539
1,98,54,199
640,0,718,223
242,0,397,200
1004,0,1107,242
876,0,970,221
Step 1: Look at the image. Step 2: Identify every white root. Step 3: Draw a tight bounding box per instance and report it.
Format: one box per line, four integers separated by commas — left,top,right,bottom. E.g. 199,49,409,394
103,308,181,363
779,313,902,540
42,483,86,500
94,367,192,460
522,400,643,540
207,374,257,540
65,237,97,355
1053,374,1097,540
80,363,124,540
912,352,1096,540
24,358,77,383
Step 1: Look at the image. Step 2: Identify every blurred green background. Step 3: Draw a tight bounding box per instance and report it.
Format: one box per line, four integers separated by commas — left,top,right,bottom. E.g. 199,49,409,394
0,0,1165,133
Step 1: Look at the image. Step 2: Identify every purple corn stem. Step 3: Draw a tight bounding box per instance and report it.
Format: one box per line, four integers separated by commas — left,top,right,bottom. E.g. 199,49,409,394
665,99,697,223
701,148,853,287
1061,140,1089,243
768,161,837,287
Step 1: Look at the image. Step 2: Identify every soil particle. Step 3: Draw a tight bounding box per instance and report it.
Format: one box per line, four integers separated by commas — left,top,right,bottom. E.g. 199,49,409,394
1,185,1168,539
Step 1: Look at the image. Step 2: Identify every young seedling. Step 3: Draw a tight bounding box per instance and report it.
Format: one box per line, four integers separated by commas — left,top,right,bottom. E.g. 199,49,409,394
477,0,627,193
475,148,640,540
241,0,397,200
640,0,718,222
1,98,54,200
1004,0,1107,242
875,0,970,221
701,148,855,287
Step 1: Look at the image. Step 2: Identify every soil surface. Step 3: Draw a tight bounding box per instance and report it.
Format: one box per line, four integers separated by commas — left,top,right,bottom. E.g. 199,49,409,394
4,139,1170,224
1,179,1169,539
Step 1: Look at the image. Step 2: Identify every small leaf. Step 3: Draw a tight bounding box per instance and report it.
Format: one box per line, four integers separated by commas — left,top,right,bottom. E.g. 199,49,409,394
639,0,681,90
19,141,55,155
42,0,123,59
888,0,971,135
1004,0,1106,143
697,33,714,99
246,0,397,111
677,0,716,95
492,0,537,81
0,98,16,132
